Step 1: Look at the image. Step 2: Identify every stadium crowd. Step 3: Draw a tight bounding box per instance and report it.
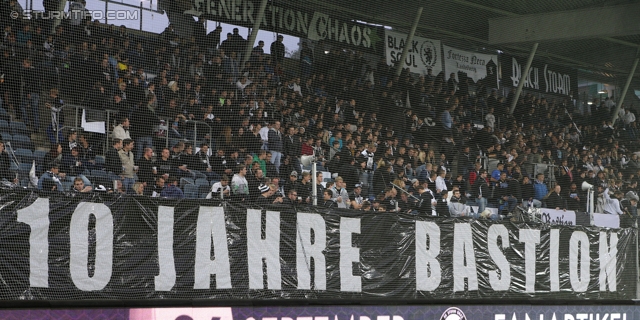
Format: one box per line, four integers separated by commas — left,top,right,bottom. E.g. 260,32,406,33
0,2,638,219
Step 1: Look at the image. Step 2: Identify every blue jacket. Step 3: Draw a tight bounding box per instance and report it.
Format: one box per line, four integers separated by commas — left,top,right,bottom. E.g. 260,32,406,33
533,181,548,201
160,184,185,199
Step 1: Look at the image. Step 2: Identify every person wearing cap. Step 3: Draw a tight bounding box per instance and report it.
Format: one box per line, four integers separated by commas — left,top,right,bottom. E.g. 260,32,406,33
255,184,284,206
38,162,63,191
349,183,365,209
283,170,298,196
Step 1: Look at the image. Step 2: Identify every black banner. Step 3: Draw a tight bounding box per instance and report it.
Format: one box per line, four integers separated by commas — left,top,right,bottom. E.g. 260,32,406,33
190,0,385,53
501,54,578,97
0,190,635,302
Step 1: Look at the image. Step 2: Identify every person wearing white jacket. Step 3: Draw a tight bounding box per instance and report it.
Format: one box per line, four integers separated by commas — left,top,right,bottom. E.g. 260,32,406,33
113,117,132,140
603,188,624,215
330,176,350,209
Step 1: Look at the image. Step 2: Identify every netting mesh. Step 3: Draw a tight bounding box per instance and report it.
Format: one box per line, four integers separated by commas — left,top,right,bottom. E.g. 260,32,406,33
0,0,639,305
0,0,637,230
0,0,640,212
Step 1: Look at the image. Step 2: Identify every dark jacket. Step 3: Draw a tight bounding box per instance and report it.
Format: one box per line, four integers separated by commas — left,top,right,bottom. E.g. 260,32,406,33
105,147,122,174
0,152,12,181
267,128,283,152
473,176,490,198
545,192,566,209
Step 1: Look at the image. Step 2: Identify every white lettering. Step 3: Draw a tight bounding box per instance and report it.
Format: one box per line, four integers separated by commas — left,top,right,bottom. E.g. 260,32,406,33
550,229,560,291
340,217,361,292
569,231,590,292
17,198,50,288
453,223,478,291
415,221,441,291
599,231,618,292
194,206,232,289
155,206,176,291
296,212,327,290
247,209,281,290
69,202,113,291
488,224,510,291
519,229,540,293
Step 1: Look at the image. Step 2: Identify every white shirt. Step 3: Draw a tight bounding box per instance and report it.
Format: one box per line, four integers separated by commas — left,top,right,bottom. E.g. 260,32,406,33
485,113,495,129
624,111,636,125
207,182,230,199
435,176,447,192
259,126,270,142
112,125,131,140
603,188,624,215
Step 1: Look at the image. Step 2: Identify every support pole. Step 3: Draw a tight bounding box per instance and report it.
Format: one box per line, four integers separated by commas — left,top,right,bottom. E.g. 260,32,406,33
509,42,539,115
611,49,640,123
395,7,423,76
242,0,269,69
312,162,317,206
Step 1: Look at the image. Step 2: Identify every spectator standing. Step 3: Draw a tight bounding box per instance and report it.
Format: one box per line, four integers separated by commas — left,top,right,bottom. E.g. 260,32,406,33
268,121,283,172
105,139,123,182
473,169,490,213
270,35,285,65
118,139,136,194
20,58,40,131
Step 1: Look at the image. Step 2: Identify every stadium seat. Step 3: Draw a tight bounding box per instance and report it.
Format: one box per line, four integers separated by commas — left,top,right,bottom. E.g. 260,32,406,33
95,155,105,167
180,177,194,187
61,181,73,192
91,169,108,178
12,134,34,150
184,184,199,199
1,133,12,142
10,122,29,136
18,163,32,177
0,120,9,132
33,150,46,166
195,178,209,187
14,148,33,164
210,180,220,186
200,193,209,199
